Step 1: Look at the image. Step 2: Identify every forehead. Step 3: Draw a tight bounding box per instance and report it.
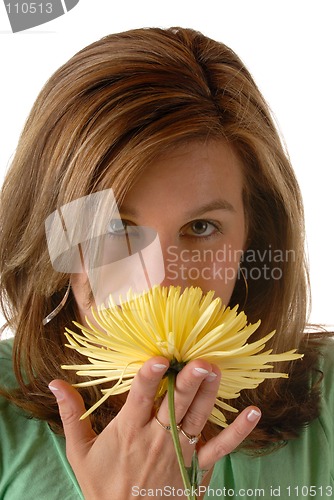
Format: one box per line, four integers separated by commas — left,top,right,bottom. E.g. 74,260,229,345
120,140,245,214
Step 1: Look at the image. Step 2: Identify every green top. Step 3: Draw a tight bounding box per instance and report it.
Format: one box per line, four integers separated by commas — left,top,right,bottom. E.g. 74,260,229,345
0,338,333,499
0,338,83,499
209,339,334,499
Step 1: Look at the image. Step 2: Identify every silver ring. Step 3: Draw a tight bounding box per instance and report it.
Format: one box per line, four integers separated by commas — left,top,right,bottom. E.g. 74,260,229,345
180,427,202,445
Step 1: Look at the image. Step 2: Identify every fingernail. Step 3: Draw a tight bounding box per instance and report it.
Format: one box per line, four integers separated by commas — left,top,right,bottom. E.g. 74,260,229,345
48,384,64,402
247,409,261,422
205,372,218,382
193,367,209,376
152,363,168,372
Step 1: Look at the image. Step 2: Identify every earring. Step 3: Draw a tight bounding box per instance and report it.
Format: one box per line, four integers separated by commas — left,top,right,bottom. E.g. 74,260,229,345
239,266,248,310
42,282,71,326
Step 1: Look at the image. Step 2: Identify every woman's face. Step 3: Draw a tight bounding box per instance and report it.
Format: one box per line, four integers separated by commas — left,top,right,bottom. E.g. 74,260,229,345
72,140,247,322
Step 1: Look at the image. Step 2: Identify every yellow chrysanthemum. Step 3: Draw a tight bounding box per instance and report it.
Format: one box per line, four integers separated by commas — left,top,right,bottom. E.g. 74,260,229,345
62,285,303,426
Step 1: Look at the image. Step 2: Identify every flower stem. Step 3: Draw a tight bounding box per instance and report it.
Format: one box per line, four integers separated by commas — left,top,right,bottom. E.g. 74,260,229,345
167,372,196,500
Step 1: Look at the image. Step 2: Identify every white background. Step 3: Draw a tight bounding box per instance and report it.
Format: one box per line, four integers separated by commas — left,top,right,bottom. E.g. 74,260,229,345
0,0,333,326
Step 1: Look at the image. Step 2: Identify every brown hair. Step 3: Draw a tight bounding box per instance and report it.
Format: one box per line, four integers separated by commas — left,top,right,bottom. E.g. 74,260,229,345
0,27,325,448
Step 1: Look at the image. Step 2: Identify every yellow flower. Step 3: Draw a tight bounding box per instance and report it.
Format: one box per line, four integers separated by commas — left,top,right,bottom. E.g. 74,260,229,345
62,285,303,425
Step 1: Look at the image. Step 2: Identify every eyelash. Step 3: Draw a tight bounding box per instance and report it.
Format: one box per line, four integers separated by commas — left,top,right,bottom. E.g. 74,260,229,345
179,219,223,241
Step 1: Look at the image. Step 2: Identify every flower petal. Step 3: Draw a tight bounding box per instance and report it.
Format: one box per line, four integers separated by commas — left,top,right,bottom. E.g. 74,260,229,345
62,285,303,426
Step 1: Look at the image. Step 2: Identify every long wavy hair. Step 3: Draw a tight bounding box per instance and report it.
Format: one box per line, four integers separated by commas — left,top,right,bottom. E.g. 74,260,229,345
0,27,324,449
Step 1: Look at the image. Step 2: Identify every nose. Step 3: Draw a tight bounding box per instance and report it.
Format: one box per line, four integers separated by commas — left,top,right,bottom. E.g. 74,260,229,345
131,231,184,291
137,230,191,291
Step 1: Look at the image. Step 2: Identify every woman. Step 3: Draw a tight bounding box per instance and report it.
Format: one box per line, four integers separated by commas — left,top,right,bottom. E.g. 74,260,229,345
0,27,332,499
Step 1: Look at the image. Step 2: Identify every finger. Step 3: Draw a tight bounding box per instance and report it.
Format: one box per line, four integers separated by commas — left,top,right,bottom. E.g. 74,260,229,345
157,359,214,425
121,357,169,428
48,380,96,465
198,406,261,470
180,365,221,439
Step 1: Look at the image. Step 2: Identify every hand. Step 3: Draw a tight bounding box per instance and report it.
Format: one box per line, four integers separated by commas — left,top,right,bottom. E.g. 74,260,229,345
49,358,261,499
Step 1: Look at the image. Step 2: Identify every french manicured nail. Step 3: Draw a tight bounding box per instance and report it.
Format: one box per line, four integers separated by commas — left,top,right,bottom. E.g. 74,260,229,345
205,372,218,382
48,384,64,401
193,367,209,376
152,363,168,372
247,409,261,422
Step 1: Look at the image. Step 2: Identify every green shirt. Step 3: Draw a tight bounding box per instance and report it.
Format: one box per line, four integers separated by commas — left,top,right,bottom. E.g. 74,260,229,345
208,340,334,499
0,338,83,499
0,338,333,499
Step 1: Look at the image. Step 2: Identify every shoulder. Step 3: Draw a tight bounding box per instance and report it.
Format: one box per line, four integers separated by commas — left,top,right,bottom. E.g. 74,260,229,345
309,336,334,456
0,336,83,499
317,337,334,410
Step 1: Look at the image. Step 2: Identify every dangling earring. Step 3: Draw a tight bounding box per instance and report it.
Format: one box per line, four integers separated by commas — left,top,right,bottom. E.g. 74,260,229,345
42,282,71,326
239,266,248,311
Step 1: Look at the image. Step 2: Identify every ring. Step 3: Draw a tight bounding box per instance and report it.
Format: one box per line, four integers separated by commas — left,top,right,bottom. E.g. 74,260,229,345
155,409,181,432
180,428,202,445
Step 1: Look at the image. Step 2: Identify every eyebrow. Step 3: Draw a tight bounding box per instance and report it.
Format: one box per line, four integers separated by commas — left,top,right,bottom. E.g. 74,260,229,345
184,199,236,219
120,199,236,219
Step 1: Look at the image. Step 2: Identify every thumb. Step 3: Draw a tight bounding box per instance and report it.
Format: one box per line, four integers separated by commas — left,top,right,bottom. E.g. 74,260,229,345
49,380,96,463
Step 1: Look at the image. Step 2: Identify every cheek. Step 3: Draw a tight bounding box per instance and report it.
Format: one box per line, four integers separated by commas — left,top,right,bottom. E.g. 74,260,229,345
196,258,240,305
163,242,242,304
206,236,245,304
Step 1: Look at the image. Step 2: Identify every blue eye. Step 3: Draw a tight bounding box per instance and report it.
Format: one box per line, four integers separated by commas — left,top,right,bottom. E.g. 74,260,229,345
107,219,128,236
107,220,145,243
